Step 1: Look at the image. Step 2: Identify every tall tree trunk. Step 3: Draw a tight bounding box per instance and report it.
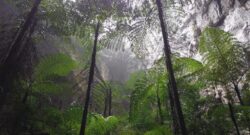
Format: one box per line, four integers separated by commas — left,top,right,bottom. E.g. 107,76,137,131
168,84,179,135
20,19,37,104
108,88,112,116
156,0,188,134
0,0,41,111
228,103,241,135
103,90,108,117
220,86,242,135
79,22,100,135
3,0,41,64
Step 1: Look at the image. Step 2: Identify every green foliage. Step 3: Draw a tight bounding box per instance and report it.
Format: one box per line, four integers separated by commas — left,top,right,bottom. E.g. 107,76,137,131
35,53,76,79
199,27,248,83
126,71,147,91
127,56,206,134
40,0,82,36
32,53,76,94
28,53,78,134
144,126,172,135
128,72,159,130
234,105,250,129
173,57,203,78
118,130,138,135
4,53,79,134
86,114,119,135
197,27,250,134
2,1,250,134
243,89,250,105
63,107,83,134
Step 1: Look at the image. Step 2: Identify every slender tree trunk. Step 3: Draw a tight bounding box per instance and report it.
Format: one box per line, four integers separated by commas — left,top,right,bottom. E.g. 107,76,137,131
168,84,179,135
89,85,94,111
232,81,250,131
3,0,41,64
156,0,188,134
232,82,244,105
228,103,241,135
220,86,241,135
103,90,108,117
0,0,41,111
108,88,112,116
19,20,37,104
79,22,100,135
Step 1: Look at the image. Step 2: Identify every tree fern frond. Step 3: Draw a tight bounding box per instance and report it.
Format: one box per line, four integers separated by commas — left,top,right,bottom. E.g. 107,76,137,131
31,53,76,95
173,57,203,78
199,27,248,82
35,53,77,80
86,113,119,135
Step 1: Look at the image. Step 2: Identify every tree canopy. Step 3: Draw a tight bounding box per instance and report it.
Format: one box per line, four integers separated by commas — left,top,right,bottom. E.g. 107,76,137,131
0,0,249,135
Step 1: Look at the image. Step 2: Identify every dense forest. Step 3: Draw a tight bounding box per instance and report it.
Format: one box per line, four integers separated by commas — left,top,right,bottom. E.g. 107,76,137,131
0,0,250,135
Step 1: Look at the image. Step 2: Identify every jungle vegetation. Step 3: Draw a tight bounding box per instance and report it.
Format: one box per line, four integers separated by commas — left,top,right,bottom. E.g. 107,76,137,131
0,0,249,135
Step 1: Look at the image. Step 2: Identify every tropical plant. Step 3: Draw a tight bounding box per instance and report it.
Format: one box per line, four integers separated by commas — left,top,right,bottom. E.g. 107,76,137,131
199,27,249,105
86,113,119,135
79,22,100,135
128,56,205,134
1,1,250,135
33,53,76,95
199,27,250,134
156,0,187,134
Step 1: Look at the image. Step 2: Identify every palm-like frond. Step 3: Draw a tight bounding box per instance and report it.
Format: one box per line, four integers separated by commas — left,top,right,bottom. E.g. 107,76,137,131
199,27,248,83
35,53,76,80
173,57,203,78
86,113,119,135
33,53,76,94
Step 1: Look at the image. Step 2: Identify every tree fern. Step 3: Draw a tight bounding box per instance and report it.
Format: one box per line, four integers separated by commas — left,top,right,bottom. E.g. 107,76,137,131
173,57,203,78
35,53,76,80
33,53,76,94
199,27,248,83
128,56,205,133
85,113,119,135
199,27,250,107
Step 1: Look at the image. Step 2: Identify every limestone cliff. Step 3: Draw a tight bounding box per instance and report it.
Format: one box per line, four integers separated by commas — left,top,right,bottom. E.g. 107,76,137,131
166,0,250,56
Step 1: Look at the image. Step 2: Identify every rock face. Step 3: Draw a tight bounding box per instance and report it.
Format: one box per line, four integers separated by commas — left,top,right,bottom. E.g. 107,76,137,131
167,0,250,56
1,0,249,83
98,0,250,81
